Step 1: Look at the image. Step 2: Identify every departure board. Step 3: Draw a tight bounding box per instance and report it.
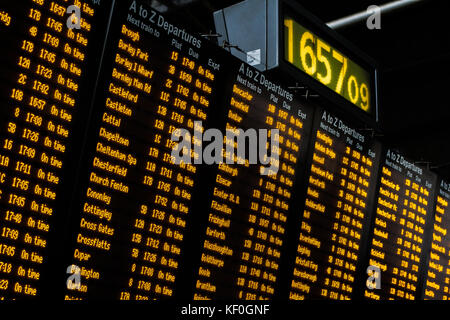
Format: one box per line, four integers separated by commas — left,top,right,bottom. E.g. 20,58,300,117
192,64,314,300
0,0,112,299
364,150,436,300
61,0,234,300
287,109,382,300
422,179,450,300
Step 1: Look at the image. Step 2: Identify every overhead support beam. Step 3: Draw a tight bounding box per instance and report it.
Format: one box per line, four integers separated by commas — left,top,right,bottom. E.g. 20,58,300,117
327,0,424,29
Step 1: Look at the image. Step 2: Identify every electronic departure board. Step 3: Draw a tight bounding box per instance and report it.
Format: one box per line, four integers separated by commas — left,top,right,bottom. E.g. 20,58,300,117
287,109,382,300
0,0,112,299
61,0,229,300
422,179,450,300
364,150,436,300
191,62,314,300
0,0,447,303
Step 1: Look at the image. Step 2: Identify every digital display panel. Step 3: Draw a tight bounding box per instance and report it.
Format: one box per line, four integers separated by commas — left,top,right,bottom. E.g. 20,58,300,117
287,109,382,300
364,150,436,300
283,15,374,115
191,63,314,300
61,0,228,300
422,179,450,300
0,0,112,299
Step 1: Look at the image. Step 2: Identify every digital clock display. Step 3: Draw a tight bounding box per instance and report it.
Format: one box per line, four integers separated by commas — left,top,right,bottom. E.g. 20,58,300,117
283,16,373,115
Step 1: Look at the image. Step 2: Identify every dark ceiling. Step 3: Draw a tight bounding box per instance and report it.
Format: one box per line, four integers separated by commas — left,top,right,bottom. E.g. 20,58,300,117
148,0,450,178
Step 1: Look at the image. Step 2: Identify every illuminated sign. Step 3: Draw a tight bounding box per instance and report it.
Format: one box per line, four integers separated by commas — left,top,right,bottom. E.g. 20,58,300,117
193,63,313,300
63,4,220,300
288,109,382,300
284,17,373,113
422,179,450,300
364,150,436,300
0,0,112,300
